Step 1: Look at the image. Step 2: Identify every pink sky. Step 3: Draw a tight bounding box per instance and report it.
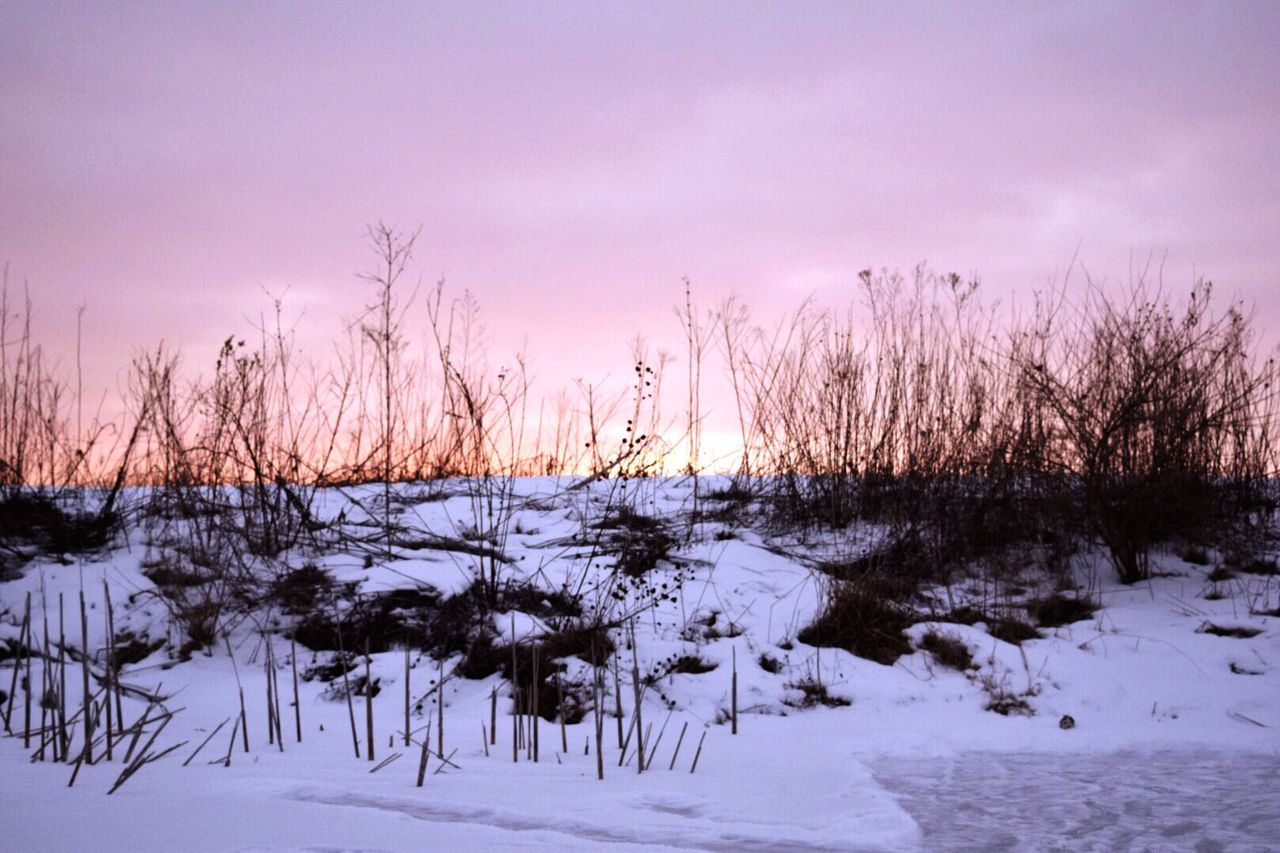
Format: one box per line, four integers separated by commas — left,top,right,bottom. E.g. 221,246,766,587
3,2,1279,450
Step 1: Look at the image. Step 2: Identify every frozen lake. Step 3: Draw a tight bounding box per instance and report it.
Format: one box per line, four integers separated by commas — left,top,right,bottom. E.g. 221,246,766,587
872,751,1280,852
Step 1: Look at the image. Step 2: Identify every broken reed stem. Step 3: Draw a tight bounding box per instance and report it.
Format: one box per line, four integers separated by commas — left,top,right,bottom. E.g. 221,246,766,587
271,645,284,749
38,588,50,760
78,589,92,765
690,730,707,774
613,656,624,749
100,586,112,758
100,585,114,757
437,654,444,758
365,638,374,762
4,592,30,732
531,644,539,763
108,739,188,795
105,582,123,735
416,736,431,786
731,646,738,735
39,582,52,761
668,721,689,771
265,636,276,747
122,700,155,765
291,635,302,743
510,616,518,764
184,717,229,766
110,711,186,794
518,688,527,755
617,706,638,767
23,631,32,749
30,720,66,763
270,641,284,751
416,710,432,786
3,599,25,730
644,709,673,771
23,592,32,748
403,647,411,747
0,650,14,734
594,666,605,781
638,723,652,767
432,747,457,775
556,672,568,753
222,715,240,767
481,721,489,757
67,749,86,788
121,696,183,765
369,752,401,774
629,621,644,774
489,686,497,746
100,671,110,758
224,635,250,753
57,593,68,760
333,610,359,758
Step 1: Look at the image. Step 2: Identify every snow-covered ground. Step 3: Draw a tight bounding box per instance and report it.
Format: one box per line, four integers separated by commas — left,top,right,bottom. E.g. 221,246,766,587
2,478,1278,851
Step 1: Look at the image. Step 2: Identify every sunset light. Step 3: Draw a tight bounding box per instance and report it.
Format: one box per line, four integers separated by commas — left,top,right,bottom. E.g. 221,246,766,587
3,4,1279,851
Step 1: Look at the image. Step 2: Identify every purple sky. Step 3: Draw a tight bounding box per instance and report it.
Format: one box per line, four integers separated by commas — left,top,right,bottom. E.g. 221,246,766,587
3,2,1279,439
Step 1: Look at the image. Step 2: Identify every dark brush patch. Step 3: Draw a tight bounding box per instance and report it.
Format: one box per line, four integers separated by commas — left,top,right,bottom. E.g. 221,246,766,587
1029,594,1095,628
797,581,915,665
918,630,974,671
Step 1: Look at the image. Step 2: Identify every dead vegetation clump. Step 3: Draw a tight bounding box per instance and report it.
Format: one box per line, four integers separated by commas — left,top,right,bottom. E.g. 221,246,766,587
390,532,512,566
939,605,1041,645
1224,553,1279,576
592,507,679,578
1180,545,1212,565
0,491,114,567
1206,565,1237,583
270,564,334,615
681,610,743,642
797,579,915,665
647,653,718,682
1197,622,1262,639
783,677,851,709
1029,593,1096,628
918,630,975,671
982,681,1034,716
758,652,784,674
462,623,615,723
291,586,467,655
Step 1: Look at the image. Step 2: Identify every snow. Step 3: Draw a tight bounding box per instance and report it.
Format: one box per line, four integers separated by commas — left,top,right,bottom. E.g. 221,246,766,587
2,477,1278,850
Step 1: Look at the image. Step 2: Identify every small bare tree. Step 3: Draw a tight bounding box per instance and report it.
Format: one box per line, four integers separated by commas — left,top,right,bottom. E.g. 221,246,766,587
359,224,421,556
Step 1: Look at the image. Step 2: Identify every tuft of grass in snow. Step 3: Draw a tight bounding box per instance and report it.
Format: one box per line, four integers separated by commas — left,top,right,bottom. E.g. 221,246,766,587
797,580,914,666
918,630,975,671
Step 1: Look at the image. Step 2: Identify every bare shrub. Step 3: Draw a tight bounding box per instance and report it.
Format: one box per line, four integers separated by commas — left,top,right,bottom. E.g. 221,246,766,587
1014,278,1277,583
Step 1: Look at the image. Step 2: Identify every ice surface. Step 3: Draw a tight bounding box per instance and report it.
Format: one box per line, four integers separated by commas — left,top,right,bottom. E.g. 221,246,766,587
873,750,1280,852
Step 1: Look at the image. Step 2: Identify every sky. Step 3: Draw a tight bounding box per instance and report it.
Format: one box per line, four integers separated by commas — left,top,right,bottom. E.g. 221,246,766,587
2,1,1279,454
